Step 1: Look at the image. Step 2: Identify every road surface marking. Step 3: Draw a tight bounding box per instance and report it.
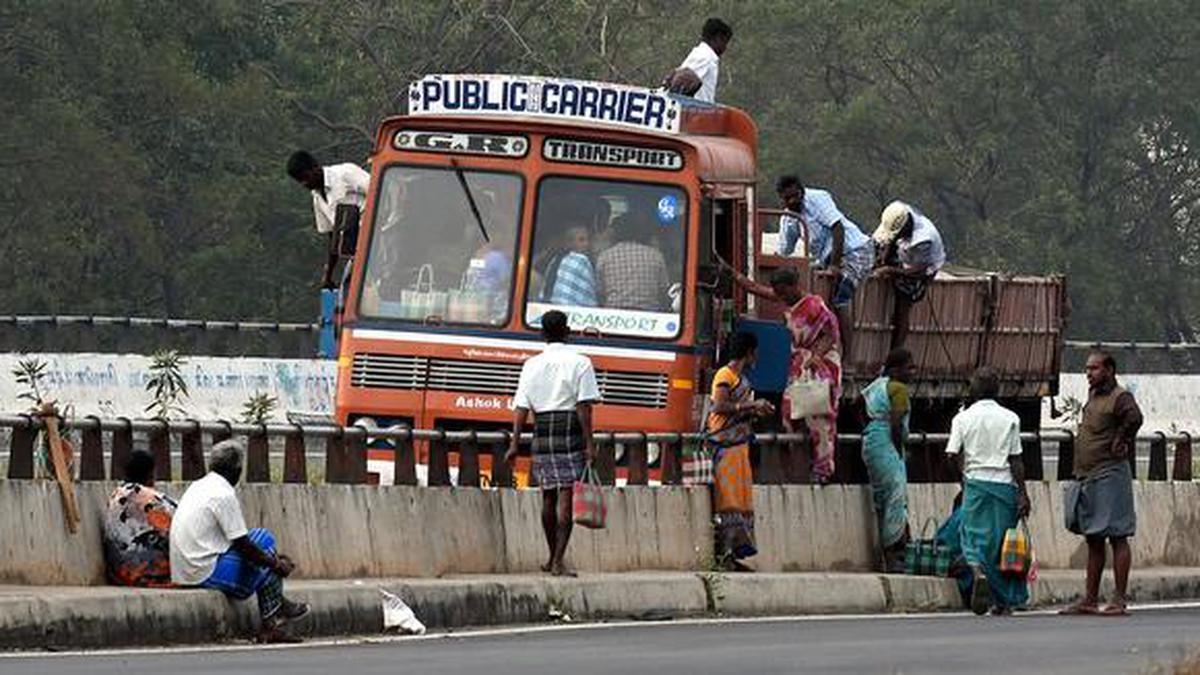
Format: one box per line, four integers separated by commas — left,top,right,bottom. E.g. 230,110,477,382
5,600,1200,660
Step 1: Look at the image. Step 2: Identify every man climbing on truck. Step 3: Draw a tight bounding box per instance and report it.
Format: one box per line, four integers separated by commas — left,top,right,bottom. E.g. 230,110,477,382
775,175,874,356
286,150,370,289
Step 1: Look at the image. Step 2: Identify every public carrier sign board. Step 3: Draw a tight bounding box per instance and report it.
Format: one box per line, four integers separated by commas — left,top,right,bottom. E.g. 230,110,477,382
409,74,682,134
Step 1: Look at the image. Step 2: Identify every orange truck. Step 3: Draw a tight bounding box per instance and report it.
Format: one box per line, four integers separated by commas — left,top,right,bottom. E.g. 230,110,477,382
333,74,1065,484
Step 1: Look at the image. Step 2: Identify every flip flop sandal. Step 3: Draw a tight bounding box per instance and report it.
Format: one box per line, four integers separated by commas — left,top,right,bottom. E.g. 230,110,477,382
1100,604,1129,616
970,566,990,616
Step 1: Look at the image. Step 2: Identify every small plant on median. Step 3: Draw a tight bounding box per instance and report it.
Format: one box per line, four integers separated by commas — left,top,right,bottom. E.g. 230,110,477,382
11,356,77,478
12,357,50,407
144,350,189,420
241,391,278,425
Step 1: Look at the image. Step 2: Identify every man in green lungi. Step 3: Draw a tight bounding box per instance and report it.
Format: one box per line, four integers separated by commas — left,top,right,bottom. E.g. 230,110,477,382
946,367,1030,615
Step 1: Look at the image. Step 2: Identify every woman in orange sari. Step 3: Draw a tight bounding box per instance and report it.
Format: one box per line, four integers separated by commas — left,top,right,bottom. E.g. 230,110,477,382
730,266,842,483
707,332,775,570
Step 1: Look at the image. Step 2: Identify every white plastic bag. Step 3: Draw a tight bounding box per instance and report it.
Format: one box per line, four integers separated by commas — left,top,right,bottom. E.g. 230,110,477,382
381,588,426,635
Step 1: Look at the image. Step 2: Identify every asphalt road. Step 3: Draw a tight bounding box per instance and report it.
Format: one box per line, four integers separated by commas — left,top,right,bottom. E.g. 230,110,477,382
3,607,1200,675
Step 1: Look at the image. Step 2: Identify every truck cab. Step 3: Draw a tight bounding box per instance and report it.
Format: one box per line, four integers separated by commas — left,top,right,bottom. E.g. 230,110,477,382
334,75,758,481
333,73,1065,484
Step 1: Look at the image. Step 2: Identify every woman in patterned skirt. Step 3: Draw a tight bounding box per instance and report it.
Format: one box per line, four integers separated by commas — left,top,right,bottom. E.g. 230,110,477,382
707,332,775,570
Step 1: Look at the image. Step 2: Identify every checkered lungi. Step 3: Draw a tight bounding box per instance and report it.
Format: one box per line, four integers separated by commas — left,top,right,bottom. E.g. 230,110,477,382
532,411,586,490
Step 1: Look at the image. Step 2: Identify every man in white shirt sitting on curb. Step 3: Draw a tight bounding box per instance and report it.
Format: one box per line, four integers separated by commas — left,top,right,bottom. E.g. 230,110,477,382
506,310,600,577
945,367,1031,617
170,440,310,643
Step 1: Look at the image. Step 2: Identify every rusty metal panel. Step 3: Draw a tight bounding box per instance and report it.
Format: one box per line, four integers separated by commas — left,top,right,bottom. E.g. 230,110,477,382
983,275,1065,393
749,209,1065,400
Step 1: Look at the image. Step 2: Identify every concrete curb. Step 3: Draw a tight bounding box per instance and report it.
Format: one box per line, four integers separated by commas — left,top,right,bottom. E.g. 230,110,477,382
2,568,1199,651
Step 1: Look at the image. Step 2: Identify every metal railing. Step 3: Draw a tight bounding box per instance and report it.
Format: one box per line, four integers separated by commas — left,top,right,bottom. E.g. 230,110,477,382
4,314,1200,351
1,415,1192,486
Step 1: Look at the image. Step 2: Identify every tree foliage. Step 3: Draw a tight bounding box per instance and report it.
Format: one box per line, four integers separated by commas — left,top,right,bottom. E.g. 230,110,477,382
1,0,1197,340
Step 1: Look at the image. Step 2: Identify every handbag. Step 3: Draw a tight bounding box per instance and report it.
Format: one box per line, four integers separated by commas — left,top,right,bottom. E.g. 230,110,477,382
905,517,953,577
683,386,720,486
999,519,1033,578
400,264,448,320
681,444,714,485
786,378,831,419
572,465,607,529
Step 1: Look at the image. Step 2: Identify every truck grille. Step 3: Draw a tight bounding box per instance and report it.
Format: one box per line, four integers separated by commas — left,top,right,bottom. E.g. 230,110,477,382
597,370,670,408
427,358,522,395
350,353,427,390
351,353,669,408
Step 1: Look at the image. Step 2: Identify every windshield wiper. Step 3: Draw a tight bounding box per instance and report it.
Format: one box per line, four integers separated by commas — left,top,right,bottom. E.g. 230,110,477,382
451,158,490,244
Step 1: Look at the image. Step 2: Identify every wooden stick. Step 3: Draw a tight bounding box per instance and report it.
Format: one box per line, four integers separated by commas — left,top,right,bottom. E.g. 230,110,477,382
40,404,81,534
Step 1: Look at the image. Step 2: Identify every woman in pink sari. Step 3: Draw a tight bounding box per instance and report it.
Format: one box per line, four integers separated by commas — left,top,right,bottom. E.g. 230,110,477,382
731,266,842,483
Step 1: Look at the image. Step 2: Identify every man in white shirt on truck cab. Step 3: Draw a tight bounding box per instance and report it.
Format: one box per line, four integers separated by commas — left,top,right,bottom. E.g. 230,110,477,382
670,18,733,103
287,150,370,289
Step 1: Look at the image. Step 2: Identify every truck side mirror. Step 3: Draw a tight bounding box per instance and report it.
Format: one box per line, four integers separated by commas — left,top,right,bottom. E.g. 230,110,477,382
335,203,361,257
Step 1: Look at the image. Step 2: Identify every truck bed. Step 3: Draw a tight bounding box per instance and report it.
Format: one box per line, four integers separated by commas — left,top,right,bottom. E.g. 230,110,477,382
751,210,1065,400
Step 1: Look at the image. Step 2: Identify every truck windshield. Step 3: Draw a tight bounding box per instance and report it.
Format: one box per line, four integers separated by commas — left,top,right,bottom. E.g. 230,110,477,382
358,165,523,326
526,176,687,339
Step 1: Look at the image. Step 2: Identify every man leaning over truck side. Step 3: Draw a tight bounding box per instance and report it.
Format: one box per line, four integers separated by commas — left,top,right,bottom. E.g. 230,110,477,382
775,174,874,358
872,200,947,350
287,150,370,289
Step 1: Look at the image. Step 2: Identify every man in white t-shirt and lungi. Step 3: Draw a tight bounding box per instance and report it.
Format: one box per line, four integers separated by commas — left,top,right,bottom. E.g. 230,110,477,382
170,440,309,643
507,310,600,577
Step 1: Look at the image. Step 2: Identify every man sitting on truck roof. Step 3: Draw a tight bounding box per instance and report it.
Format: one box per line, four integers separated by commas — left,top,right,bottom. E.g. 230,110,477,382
286,150,370,290
669,18,733,103
872,200,947,350
775,175,874,356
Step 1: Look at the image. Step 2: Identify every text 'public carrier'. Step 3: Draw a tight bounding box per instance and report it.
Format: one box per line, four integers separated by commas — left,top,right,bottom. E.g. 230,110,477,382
409,74,682,134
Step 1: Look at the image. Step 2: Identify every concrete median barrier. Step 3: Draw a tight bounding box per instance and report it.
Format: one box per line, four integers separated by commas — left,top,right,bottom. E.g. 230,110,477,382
5,481,1200,586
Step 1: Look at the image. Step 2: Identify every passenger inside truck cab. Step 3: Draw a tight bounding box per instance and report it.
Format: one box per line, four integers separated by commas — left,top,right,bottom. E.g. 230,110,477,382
526,177,686,339
358,166,522,325
535,224,598,307
596,212,671,312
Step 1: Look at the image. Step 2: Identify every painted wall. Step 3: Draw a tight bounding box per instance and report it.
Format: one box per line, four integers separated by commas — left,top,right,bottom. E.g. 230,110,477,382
1044,373,1200,434
4,353,1199,434
0,353,336,422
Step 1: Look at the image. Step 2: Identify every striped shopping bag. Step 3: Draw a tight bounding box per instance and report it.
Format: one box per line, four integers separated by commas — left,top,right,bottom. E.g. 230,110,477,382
905,518,953,577
573,465,607,529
